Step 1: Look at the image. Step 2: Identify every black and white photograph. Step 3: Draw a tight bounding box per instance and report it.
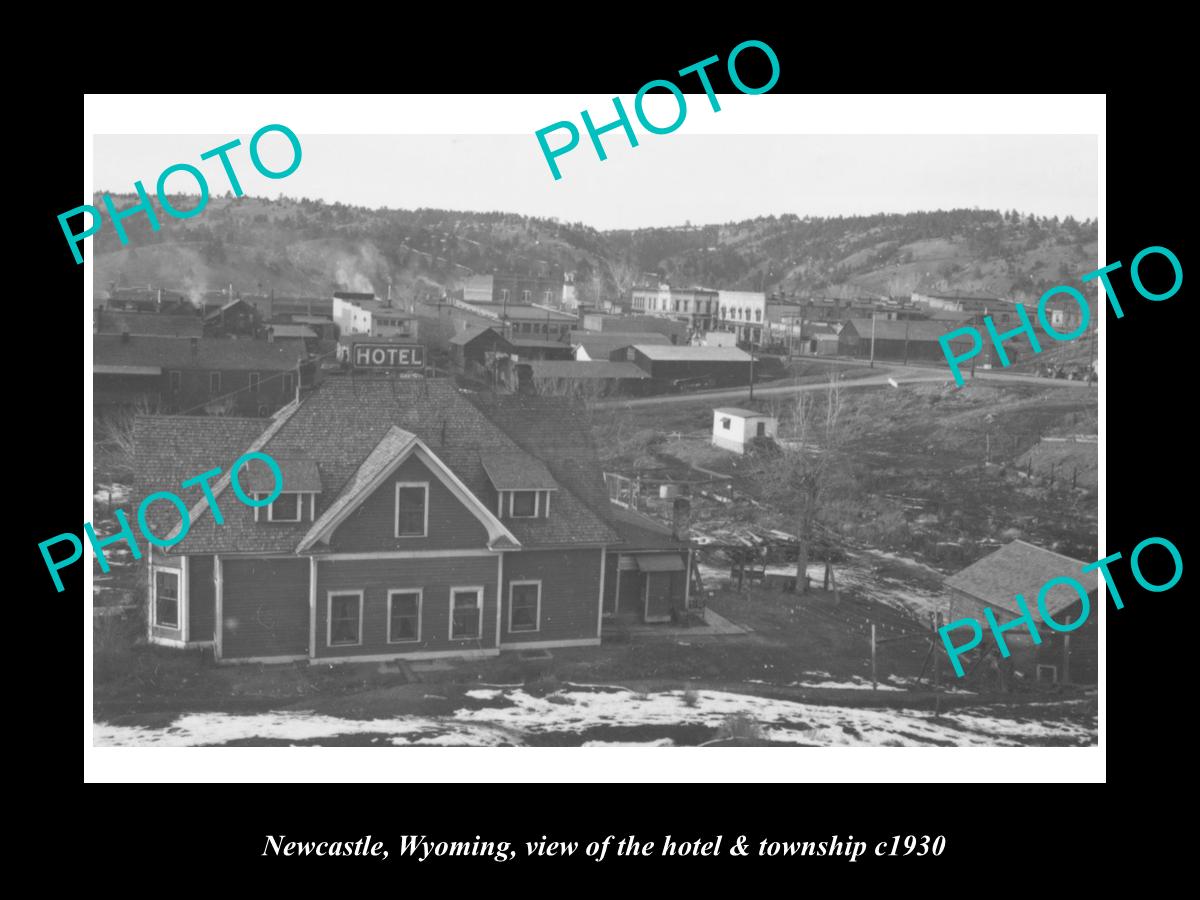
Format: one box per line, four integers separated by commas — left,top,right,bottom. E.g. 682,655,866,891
82,115,1102,754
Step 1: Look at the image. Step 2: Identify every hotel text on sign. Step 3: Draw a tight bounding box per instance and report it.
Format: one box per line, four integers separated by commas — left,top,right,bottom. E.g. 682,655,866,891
352,343,425,369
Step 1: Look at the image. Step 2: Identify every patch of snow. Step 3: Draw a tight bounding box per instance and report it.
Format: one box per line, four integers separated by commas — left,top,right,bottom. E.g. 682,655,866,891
464,689,503,700
94,687,1096,748
582,739,675,747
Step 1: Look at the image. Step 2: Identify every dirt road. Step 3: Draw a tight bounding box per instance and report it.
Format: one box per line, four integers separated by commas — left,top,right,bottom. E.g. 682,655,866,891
593,367,1096,409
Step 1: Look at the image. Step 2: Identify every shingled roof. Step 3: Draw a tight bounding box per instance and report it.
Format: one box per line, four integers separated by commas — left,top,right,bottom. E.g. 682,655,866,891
944,540,1098,619
137,378,619,555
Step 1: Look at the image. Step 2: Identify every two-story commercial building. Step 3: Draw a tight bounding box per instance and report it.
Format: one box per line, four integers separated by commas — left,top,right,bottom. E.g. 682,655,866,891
716,290,767,345
133,377,692,662
332,292,419,340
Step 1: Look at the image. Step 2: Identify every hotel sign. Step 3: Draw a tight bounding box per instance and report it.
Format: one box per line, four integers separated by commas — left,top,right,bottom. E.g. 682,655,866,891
351,342,425,370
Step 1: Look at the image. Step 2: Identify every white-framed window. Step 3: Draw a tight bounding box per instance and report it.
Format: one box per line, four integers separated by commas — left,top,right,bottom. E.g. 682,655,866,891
268,492,303,522
387,589,422,643
153,568,180,630
450,587,483,640
543,290,552,304
500,289,510,302
168,370,181,393
394,482,429,537
510,490,537,518
508,580,541,633
327,590,363,647
522,290,531,302
209,372,221,396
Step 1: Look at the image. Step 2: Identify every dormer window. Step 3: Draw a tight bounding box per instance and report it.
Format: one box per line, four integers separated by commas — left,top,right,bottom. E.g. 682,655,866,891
255,492,316,522
482,453,557,522
246,458,321,524
511,490,537,518
270,492,302,522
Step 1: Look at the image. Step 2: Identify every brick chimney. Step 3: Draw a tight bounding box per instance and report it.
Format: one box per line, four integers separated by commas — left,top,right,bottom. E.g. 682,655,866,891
672,497,691,541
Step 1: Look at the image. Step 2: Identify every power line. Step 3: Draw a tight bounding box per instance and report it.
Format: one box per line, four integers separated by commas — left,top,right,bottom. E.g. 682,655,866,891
170,347,341,417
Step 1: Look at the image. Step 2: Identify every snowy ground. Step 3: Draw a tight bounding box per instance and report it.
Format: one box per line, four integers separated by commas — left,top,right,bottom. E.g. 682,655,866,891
94,684,1095,747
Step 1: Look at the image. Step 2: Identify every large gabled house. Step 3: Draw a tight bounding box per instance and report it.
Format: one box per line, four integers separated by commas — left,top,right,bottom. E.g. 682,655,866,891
134,377,690,664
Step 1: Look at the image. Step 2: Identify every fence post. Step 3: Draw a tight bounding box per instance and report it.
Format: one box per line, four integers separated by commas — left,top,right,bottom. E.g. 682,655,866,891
870,623,877,691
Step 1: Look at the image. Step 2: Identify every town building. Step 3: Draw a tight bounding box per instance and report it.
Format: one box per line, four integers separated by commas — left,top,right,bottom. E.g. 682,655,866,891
242,294,334,322
461,273,564,308
332,292,418,340
944,540,1098,685
716,290,767,345
839,318,982,363
628,284,718,332
448,325,515,375
93,334,309,415
449,299,577,343
94,309,203,339
570,331,669,361
133,377,692,663
204,298,261,338
712,407,778,454
104,285,190,314
580,314,686,344
515,361,651,397
628,344,755,388
267,324,319,354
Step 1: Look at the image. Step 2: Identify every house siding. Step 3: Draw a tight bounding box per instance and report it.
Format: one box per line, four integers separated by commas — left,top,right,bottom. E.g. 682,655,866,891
221,557,311,659
501,549,602,644
188,554,215,643
328,454,491,553
314,556,500,658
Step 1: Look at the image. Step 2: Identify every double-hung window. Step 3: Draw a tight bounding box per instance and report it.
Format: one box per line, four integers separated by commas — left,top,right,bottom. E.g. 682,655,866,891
450,588,482,640
154,570,180,629
509,581,540,633
395,483,428,537
388,590,422,643
328,592,363,646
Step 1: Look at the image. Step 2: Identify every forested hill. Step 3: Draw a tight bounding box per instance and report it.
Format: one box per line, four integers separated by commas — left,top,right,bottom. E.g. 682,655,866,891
91,192,1097,306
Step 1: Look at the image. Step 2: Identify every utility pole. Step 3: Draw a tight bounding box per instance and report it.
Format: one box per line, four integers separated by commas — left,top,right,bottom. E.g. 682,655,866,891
869,313,877,368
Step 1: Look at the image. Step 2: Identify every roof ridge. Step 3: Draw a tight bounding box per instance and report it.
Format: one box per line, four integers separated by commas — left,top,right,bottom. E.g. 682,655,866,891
1010,538,1088,566
165,395,304,544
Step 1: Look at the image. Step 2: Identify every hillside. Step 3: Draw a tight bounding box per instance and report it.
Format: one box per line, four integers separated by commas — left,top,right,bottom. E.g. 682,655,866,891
91,193,1098,307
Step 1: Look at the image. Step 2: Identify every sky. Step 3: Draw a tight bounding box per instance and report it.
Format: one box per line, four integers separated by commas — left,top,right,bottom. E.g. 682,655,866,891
94,134,1098,231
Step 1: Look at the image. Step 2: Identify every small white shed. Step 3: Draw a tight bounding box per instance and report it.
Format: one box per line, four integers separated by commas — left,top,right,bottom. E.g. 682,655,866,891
712,407,778,454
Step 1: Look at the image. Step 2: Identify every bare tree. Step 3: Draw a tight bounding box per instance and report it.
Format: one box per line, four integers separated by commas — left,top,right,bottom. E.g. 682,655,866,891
97,398,160,483
754,377,844,594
